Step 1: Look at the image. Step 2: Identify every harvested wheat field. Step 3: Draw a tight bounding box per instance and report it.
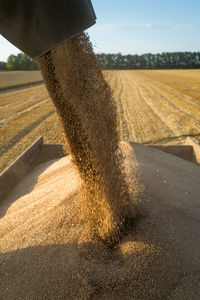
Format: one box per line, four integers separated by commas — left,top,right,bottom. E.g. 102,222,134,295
0,81,64,173
0,142,200,299
1,69,200,173
0,70,43,91
109,70,200,144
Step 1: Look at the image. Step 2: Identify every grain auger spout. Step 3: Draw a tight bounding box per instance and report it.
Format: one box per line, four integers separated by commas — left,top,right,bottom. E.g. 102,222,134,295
0,0,96,58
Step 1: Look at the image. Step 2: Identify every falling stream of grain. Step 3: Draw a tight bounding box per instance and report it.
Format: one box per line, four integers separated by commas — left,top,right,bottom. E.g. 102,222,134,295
37,33,134,243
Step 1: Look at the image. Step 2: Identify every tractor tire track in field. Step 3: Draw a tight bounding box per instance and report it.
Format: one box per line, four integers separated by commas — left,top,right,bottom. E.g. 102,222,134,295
0,84,63,173
134,76,200,140
140,73,200,107
136,72,200,120
0,98,50,126
130,76,175,138
111,70,200,145
118,74,150,142
118,72,176,143
0,110,54,157
115,73,131,140
0,112,64,174
133,79,184,136
126,72,200,142
111,72,150,142
144,83,200,132
0,93,48,113
141,77,200,122
0,85,47,107
118,73,141,142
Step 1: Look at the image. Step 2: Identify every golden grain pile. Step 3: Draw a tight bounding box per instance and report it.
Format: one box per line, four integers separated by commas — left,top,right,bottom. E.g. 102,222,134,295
0,143,183,299
2,140,200,299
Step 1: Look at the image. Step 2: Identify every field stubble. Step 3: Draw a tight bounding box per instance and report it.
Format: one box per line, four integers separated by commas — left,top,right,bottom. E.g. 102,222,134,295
0,71,43,91
0,70,200,173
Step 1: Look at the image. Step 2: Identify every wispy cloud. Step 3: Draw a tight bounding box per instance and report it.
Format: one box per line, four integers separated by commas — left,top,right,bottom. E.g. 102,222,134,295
91,23,193,32
145,23,171,30
94,24,130,31
175,24,193,30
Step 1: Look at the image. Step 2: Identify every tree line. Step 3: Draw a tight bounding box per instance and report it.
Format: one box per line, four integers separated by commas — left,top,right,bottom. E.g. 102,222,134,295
0,51,200,71
0,53,39,71
97,52,200,69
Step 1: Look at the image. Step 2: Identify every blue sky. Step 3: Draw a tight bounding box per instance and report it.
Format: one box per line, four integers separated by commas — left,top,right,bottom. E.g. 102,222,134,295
1,0,200,61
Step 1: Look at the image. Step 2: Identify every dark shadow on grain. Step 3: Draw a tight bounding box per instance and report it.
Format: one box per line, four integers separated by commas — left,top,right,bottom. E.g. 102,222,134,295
0,221,191,300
